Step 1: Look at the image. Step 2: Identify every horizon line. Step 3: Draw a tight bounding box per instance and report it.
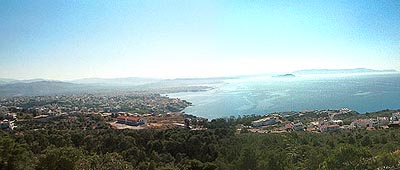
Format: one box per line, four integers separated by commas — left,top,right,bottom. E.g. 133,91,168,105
1,67,398,82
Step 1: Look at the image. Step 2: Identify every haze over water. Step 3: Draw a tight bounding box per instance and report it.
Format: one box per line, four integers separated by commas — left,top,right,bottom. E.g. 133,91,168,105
168,73,400,119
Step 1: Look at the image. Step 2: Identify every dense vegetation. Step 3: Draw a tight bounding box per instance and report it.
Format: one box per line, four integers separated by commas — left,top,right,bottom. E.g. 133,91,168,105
2,115,400,170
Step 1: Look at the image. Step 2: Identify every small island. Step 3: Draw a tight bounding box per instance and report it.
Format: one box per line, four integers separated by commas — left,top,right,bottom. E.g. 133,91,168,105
272,73,296,78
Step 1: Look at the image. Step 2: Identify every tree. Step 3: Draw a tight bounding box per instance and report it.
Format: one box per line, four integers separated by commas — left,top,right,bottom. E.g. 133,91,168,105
37,147,85,170
361,136,372,146
321,145,372,170
258,153,288,170
76,152,133,170
375,153,400,169
0,136,34,170
237,147,258,170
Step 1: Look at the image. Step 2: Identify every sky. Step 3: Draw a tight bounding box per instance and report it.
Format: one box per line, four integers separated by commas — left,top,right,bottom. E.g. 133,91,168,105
0,0,399,80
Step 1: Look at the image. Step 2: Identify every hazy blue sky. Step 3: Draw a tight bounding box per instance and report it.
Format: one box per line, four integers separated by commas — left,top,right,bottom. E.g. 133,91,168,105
0,0,399,80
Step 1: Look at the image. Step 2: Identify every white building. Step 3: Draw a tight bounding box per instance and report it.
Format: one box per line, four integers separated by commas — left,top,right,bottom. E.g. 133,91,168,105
331,120,343,125
351,117,389,128
339,108,352,114
251,117,280,127
377,117,389,126
0,119,15,130
391,112,400,121
320,124,340,132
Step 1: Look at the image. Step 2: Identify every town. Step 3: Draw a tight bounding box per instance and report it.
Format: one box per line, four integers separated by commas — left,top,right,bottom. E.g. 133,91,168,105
0,93,208,131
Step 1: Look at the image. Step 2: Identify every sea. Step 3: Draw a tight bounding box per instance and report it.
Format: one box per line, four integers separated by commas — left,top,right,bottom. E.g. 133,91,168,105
167,73,400,119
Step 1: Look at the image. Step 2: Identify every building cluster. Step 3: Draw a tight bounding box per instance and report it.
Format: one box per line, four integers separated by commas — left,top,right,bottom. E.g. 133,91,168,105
0,94,190,117
108,111,200,130
285,122,305,131
0,94,192,130
250,109,400,133
0,106,17,130
350,117,389,129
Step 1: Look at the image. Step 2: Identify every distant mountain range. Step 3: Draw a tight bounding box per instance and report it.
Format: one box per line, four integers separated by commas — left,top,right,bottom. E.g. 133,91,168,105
0,68,398,97
0,78,223,97
70,77,161,86
0,81,88,97
292,68,398,75
0,78,52,85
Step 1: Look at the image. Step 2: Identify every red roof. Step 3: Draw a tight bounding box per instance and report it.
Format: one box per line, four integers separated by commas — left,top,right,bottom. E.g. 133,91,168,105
117,116,141,121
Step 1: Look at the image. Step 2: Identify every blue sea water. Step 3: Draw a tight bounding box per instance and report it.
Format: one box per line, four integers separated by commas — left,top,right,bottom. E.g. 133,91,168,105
167,73,400,119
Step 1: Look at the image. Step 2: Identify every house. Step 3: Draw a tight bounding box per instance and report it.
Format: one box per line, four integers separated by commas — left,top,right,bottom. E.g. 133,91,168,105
389,121,400,128
116,116,146,126
100,113,113,117
351,117,389,129
389,113,400,127
306,127,319,132
339,108,351,114
351,119,372,128
292,122,304,131
320,124,340,132
251,117,280,127
340,125,352,130
391,112,400,121
285,123,293,131
331,120,343,125
286,122,304,131
377,117,389,126
0,119,15,130
310,121,320,127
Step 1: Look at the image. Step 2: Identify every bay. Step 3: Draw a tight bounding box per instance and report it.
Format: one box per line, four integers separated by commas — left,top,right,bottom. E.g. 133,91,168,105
167,73,400,119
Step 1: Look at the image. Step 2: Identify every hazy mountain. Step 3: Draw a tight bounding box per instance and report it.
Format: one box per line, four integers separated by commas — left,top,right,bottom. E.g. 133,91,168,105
70,77,225,89
0,78,52,85
293,68,398,75
70,77,161,86
0,78,17,82
131,78,224,90
18,79,51,83
0,78,17,85
0,78,216,97
0,81,90,97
